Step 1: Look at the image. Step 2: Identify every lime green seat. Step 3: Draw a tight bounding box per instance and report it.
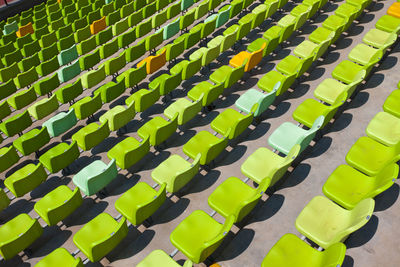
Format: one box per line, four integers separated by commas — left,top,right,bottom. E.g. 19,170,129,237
383,89,400,118
348,43,383,69
81,65,106,90
164,97,202,125
366,111,400,146
33,72,59,97
210,62,246,89
14,67,39,89
34,186,82,226
332,57,379,85
72,121,110,151
309,27,337,45
70,93,102,120
107,136,150,170
42,109,77,137
152,154,201,193
148,71,182,97
170,210,234,263
295,196,374,249
261,233,346,267
115,182,166,225
0,213,43,260
375,15,400,34
170,56,201,80
187,81,224,107
39,141,80,173
277,54,314,79
35,248,84,267
241,145,300,186
13,127,50,156
73,213,128,262
7,87,37,110
345,136,400,177
0,188,10,212
138,114,178,147
4,163,47,198
362,28,397,50
116,64,147,89
323,163,398,210
126,87,160,113
99,101,135,132
28,94,59,120
0,145,20,173
0,62,20,83
0,110,32,137
0,79,17,101
257,70,297,96
137,249,193,267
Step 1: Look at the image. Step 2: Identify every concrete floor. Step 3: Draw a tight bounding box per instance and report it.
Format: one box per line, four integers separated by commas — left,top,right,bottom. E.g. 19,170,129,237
1,0,399,266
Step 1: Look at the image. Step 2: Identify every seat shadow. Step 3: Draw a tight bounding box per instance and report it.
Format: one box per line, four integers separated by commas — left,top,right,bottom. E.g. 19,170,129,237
246,122,271,141
219,145,247,167
246,194,285,224
152,197,190,225
328,112,353,133
0,199,35,223
181,170,221,195
31,227,72,257
216,228,256,261
342,255,355,267
63,198,108,227
374,183,400,212
30,175,71,200
345,215,379,249
279,163,311,190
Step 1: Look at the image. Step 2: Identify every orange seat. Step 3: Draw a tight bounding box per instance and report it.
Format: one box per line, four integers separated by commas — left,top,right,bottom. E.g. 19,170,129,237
16,22,34,38
388,2,400,18
137,48,167,74
90,16,107,35
229,43,266,72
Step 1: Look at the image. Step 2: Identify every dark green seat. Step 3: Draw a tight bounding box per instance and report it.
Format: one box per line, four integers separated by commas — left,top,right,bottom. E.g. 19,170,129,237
56,79,84,105
0,110,32,137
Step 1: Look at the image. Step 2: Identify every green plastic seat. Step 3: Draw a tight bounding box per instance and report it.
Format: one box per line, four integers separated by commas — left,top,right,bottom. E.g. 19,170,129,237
14,66,39,89
0,79,17,101
277,54,314,79
28,94,59,120
186,81,223,107
37,55,60,77
0,188,10,212
0,110,32,137
4,163,47,198
3,20,18,35
2,49,23,67
375,15,400,34
117,64,147,90
73,213,128,262
268,116,324,155
346,136,400,177
19,53,40,73
164,96,202,125
95,79,126,103
295,195,374,249
170,210,234,263
235,84,279,117
99,101,135,132
115,182,166,225
309,27,336,45
58,60,81,83
77,35,96,55
294,37,332,62
362,28,397,50
136,19,152,38
149,71,182,96
170,56,201,81
210,63,246,89
72,121,110,151
0,213,43,260
35,248,84,267
261,233,346,267
180,9,195,32
81,65,106,90
241,144,300,186
348,43,383,69
152,154,201,193
0,62,20,83
13,127,50,156
70,93,102,120
137,249,193,267
55,75,81,104
383,89,400,118
138,114,178,146
257,70,297,96
126,87,160,113
21,40,40,58
39,141,80,173
107,136,150,170
366,111,400,146
208,176,270,223
42,109,78,137
58,44,79,66
0,145,20,173
7,87,37,110
183,130,228,165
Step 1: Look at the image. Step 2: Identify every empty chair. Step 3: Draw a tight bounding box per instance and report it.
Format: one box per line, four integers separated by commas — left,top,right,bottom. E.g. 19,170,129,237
137,114,178,147
107,136,150,170
375,15,400,34
295,196,374,249
0,188,10,212
115,182,166,225
149,70,182,96
0,110,32,137
3,20,18,35
13,127,50,156
362,28,397,50
170,210,234,263
163,18,180,39
72,159,118,196
99,101,135,132
72,121,110,151
0,213,42,260
116,64,147,89
35,248,84,267
70,93,102,120
137,48,166,74
210,60,247,89
164,97,202,126
261,233,346,267
137,249,193,267
126,86,160,113
73,213,128,262
58,44,79,66
187,81,224,107
14,66,39,89
229,43,265,72
383,89,400,118
7,87,37,110
39,141,80,173
0,62,20,83
58,60,81,83
0,145,20,173
81,65,106,90
16,22,34,37
366,111,400,146
90,16,107,35
42,109,78,137
28,94,59,120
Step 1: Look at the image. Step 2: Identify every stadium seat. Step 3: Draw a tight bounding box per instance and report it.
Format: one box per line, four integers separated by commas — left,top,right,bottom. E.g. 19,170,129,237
137,114,178,146
137,249,193,267
28,94,59,120
39,141,80,173
0,145,20,173
107,136,150,170
4,163,47,197
42,108,78,137
0,110,32,137
72,121,110,151
383,89,400,118
366,111,400,146
35,248,84,267
13,127,50,156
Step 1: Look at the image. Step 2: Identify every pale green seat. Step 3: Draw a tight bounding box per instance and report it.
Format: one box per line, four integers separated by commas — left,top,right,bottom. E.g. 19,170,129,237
261,233,346,267
39,141,80,173
257,70,297,96
323,163,398,210
345,136,400,177
28,94,59,120
107,136,150,170
295,196,374,249
210,62,246,89
4,163,47,198
163,18,180,40
72,159,118,196
294,36,332,62
366,111,400,146
137,114,178,147
148,71,182,97
115,182,166,225
0,188,10,212
70,93,102,120
362,29,397,50
34,186,82,226
35,248,84,267
13,127,50,156
268,116,324,155
152,154,201,193
375,15,400,34
187,81,224,107
137,249,193,267
57,60,81,83
0,110,32,137
73,213,128,262
309,27,337,45
383,89,400,118
99,101,136,132
7,87,37,110
235,84,279,117
3,20,18,35
72,121,110,151
0,213,42,260
348,43,383,68
42,109,77,137
208,176,270,223
164,97,202,125
58,44,79,66
170,210,234,263
216,5,230,28
0,145,20,173
241,145,300,186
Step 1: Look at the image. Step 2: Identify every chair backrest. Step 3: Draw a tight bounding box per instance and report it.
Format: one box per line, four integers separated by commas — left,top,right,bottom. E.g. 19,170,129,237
152,9,168,29
297,115,324,153
96,78,126,103
202,15,217,38
81,65,106,89
136,18,152,38
181,0,194,10
104,51,126,76
122,63,147,88
126,39,146,62
143,1,157,18
91,16,107,35
165,38,185,62
84,121,110,150
146,28,164,52
3,21,18,35
14,66,39,89
167,1,182,19
163,18,180,40
58,60,81,83
202,44,220,66
0,79,17,101
49,109,78,137
172,153,201,192
16,22,34,38
225,59,247,88
109,100,136,131
140,48,166,74
221,27,238,53
195,0,209,20
74,93,102,120
216,6,231,28
28,94,59,120
2,110,32,137
245,42,265,72
113,17,130,36
58,44,79,66
87,159,118,195
254,81,280,116
0,62,20,83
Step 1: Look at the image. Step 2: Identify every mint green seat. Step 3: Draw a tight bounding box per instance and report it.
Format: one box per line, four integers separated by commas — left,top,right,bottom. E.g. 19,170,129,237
163,18,180,40
170,210,234,263
366,111,400,146
323,163,398,210
58,44,79,66
137,249,193,267
345,136,400,177
383,89,400,118
3,20,18,35
261,233,346,267
13,127,50,156
28,94,59,120
126,87,160,113
42,109,78,137
55,77,82,104
295,196,374,249
39,141,80,173
257,70,297,96
363,29,397,50
138,114,178,146
4,163,47,198
35,248,84,267
58,60,81,83
208,176,270,223
70,93,102,120
0,110,32,137
164,97,202,125
0,145,20,173
268,116,324,155
152,154,201,193
0,188,10,212
115,182,166,225
375,15,400,34
181,0,194,11
0,213,42,260
210,62,246,89
73,213,128,262
72,121,110,151
7,87,37,110
241,144,300,186
183,130,228,165
107,136,150,170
